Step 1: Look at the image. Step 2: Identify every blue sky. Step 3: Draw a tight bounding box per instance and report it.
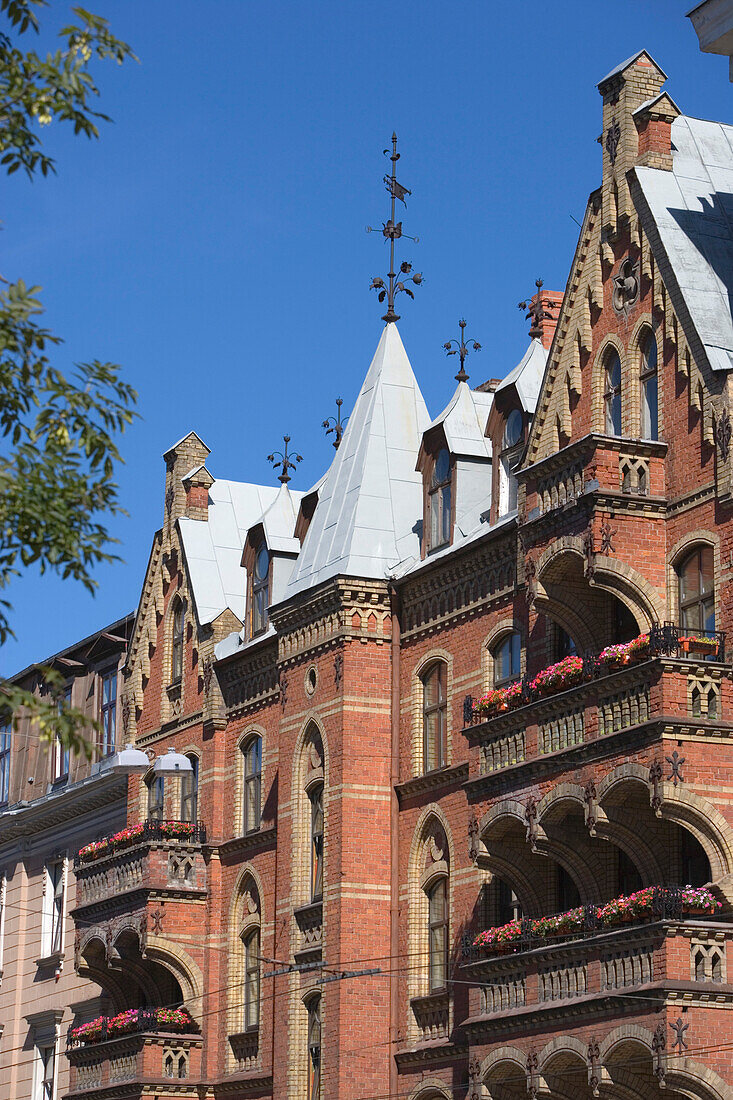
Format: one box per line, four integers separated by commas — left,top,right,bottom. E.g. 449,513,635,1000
2,0,729,674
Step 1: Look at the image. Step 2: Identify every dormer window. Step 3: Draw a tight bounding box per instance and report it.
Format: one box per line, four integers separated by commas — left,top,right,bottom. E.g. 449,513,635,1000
499,409,523,517
251,544,270,637
504,408,523,449
428,448,452,551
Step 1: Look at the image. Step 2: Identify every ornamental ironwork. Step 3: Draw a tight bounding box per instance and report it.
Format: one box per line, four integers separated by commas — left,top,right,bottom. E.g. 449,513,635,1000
670,1016,689,1054
518,278,554,340
267,435,302,485
666,749,685,786
368,133,422,323
322,398,349,449
443,318,481,383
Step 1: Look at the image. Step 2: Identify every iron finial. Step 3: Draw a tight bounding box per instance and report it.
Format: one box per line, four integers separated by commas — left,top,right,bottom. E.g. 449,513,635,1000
267,435,302,485
443,318,481,383
367,133,422,324
518,278,554,340
322,397,349,449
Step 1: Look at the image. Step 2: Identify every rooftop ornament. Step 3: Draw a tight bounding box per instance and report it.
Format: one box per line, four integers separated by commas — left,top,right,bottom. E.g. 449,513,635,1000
322,398,349,449
368,133,422,324
267,435,302,484
443,318,481,383
518,278,553,340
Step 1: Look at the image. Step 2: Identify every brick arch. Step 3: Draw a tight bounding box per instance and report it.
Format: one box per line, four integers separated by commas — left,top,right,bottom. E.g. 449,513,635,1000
533,538,600,652
479,798,526,838
667,530,721,626
597,762,649,804
226,864,263,1066
587,554,664,631
539,1033,588,1068
593,332,628,434
290,717,328,912
480,1044,530,1098
665,1062,733,1100
143,938,205,1022
481,618,525,691
536,782,586,824
654,781,733,881
407,1078,452,1100
591,818,664,886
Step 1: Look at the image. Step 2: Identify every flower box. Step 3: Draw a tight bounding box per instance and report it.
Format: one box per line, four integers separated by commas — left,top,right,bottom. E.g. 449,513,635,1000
679,636,719,656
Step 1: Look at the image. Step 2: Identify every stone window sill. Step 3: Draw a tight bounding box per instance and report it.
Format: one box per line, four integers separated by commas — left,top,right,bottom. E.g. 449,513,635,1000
35,950,64,970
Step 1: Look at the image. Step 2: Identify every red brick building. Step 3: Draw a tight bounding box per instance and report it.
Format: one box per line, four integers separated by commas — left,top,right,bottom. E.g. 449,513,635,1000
65,52,733,1100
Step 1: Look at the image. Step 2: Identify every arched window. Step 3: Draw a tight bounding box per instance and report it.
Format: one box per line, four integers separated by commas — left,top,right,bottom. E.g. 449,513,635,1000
243,927,260,1030
428,448,452,551
639,330,658,439
493,632,521,688
681,830,711,887
604,349,622,436
310,784,324,902
243,736,262,834
251,544,270,637
504,408,523,449
427,877,448,992
147,774,164,821
422,662,447,773
180,754,198,822
497,878,522,925
171,600,184,684
678,546,715,633
306,995,321,1100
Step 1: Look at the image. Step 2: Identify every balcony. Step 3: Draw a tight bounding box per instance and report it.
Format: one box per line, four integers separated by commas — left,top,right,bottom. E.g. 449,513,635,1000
73,820,207,912
460,889,732,1035
66,1009,202,1095
463,627,730,790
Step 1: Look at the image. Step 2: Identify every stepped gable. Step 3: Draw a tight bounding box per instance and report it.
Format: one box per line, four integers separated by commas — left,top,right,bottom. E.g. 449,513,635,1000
285,323,430,595
634,113,733,372
178,479,279,624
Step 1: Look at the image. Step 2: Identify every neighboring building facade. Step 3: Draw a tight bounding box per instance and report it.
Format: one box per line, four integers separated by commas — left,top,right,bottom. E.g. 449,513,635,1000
48,50,733,1100
0,616,132,1100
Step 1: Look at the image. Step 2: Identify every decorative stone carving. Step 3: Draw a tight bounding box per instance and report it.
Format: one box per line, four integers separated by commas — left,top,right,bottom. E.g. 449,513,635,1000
652,1021,667,1087
612,257,640,315
649,759,663,817
716,406,731,462
584,779,598,837
524,796,538,851
468,816,480,864
587,1039,601,1097
605,119,621,164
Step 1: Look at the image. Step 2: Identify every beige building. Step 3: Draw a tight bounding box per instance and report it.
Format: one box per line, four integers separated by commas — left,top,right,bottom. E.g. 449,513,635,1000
0,616,132,1100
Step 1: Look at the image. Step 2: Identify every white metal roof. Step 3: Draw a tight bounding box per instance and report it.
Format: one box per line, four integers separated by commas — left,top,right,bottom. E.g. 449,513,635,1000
636,115,733,373
495,338,548,412
285,324,430,595
178,479,279,625
424,382,493,460
254,482,303,556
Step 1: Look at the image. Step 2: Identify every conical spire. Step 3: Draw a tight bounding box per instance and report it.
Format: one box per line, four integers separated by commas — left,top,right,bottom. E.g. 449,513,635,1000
285,325,430,596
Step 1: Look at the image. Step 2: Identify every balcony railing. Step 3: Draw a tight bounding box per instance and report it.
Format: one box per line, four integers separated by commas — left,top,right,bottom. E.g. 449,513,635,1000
67,1008,198,1050
66,1017,202,1093
75,820,206,867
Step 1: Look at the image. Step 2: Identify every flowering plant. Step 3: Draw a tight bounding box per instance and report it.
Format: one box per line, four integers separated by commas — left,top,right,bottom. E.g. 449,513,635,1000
679,635,719,653
530,656,584,695
77,821,198,863
473,919,524,950
681,886,722,913
69,1007,196,1045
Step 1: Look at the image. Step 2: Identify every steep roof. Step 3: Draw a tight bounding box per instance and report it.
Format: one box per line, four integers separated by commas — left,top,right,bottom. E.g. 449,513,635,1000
285,324,430,595
178,479,280,624
635,114,733,372
495,338,548,412
254,483,303,556
423,382,493,460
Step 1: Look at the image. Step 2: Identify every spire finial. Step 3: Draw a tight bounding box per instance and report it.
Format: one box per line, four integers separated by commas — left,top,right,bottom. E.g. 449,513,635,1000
267,435,302,484
322,397,349,449
518,278,554,339
367,133,422,323
443,318,481,383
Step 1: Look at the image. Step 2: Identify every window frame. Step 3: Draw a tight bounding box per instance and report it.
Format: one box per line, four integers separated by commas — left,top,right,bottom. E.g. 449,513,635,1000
52,686,72,783
427,876,449,993
43,859,65,958
427,447,452,552
251,543,270,638
421,661,447,774
243,735,262,834
171,600,185,685
180,754,198,823
603,348,622,436
147,774,165,821
493,632,521,689
99,669,118,757
306,994,322,1100
37,1043,56,1100
243,926,260,1031
0,720,10,805
309,783,324,903
639,330,658,440
678,545,715,634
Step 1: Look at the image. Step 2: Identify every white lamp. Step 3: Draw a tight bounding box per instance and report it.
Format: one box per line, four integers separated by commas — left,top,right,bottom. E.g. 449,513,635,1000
151,746,193,775
108,743,151,774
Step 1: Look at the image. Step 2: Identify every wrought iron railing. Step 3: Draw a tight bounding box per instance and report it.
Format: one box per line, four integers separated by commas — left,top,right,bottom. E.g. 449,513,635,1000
66,1008,198,1050
74,820,206,868
649,622,725,660
460,886,689,962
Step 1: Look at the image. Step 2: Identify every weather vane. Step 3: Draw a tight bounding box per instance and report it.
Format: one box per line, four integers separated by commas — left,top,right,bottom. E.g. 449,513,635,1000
518,278,553,339
322,398,349,449
367,133,422,323
267,435,302,484
443,319,481,383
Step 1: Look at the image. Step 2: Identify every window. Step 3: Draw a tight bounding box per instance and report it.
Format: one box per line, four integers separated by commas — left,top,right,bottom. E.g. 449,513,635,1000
681,830,711,887
504,408,523,449
427,878,448,992
180,755,198,822
36,1044,56,1100
422,662,447,773
617,849,642,896
43,860,65,957
0,873,6,975
100,670,117,757
640,331,658,440
556,627,577,661
171,600,184,683
310,784,324,902
0,720,10,805
428,448,452,551
243,928,260,1030
243,736,262,833
251,544,270,636
307,996,321,1100
497,878,522,925
53,687,71,782
604,349,622,435
557,865,580,911
679,546,715,633
147,775,165,821
493,632,521,688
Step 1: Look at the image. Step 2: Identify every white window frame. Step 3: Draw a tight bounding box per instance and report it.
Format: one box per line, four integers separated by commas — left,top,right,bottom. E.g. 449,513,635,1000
35,1042,57,1100
42,859,66,959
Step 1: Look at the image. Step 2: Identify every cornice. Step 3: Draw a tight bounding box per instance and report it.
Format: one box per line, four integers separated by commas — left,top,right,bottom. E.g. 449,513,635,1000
396,762,469,802
213,826,277,859
394,1040,467,1069
0,772,126,846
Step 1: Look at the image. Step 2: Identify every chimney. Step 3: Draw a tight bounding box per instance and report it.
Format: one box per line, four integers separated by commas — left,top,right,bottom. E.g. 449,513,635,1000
527,286,563,350
162,431,211,534
182,465,214,521
633,93,680,171
597,51,668,236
